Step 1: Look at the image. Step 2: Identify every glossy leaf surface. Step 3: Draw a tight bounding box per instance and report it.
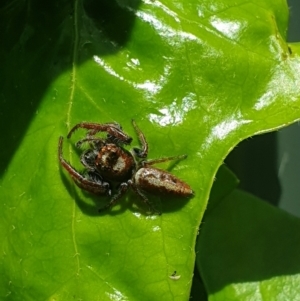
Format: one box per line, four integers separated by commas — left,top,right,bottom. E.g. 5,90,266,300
0,0,300,300
197,184,300,300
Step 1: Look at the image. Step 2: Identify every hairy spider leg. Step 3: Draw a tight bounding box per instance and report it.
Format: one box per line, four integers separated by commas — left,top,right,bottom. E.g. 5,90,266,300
98,180,161,215
75,137,106,148
132,120,148,158
79,149,98,171
98,182,129,212
68,122,120,137
129,180,162,215
142,154,187,166
58,137,109,195
67,122,132,144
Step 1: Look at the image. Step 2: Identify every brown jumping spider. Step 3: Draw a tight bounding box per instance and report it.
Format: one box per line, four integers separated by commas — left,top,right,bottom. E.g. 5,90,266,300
58,120,193,214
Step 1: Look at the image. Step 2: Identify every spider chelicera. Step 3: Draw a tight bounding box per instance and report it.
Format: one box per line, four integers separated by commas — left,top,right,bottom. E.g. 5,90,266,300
58,120,193,214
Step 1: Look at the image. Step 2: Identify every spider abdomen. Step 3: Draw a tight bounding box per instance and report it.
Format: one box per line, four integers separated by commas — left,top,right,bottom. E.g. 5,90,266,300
134,167,193,196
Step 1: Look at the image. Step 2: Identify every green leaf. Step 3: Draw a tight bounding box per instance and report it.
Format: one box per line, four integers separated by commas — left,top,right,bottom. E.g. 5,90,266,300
197,188,300,300
206,165,239,213
1,0,300,300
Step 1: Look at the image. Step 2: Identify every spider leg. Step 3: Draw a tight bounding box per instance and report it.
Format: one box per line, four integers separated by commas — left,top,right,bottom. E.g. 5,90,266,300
67,122,132,144
58,137,110,195
142,154,187,166
75,137,105,148
73,172,111,195
128,180,161,215
98,182,129,212
80,149,98,171
132,120,148,158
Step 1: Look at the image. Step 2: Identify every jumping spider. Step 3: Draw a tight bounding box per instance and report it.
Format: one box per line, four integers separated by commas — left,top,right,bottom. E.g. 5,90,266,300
58,120,193,214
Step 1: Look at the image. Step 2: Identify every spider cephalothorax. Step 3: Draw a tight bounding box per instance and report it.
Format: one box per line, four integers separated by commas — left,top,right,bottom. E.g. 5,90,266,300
58,120,193,214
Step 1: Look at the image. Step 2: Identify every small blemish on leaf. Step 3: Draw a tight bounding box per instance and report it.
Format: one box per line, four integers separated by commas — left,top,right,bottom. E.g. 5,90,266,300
169,271,181,280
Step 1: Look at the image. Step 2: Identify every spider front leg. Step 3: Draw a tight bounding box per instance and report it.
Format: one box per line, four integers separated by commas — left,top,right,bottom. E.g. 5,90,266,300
58,137,110,195
73,171,111,196
75,137,106,149
79,149,98,171
67,122,132,145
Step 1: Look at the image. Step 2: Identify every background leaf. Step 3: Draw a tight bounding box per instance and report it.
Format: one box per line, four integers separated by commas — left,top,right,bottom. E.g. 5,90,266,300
197,173,300,300
1,0,300,300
